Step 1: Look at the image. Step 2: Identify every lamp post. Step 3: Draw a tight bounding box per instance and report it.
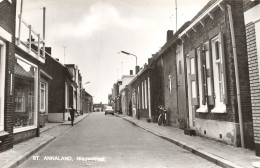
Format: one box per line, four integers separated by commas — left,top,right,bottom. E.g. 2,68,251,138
120,51,139,74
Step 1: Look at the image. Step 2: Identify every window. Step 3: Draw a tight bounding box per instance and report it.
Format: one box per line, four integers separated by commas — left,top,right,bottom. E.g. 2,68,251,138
0,40,6,131
189,50,199,105
65,82,69,109
148,77,151,117
211,32,227,113
15,91,25,112
40,82,46,111
14,55,38,130
144,80,147,109
142,82,144,109
186,32,227,113
196,46,208,112
169,75,172,92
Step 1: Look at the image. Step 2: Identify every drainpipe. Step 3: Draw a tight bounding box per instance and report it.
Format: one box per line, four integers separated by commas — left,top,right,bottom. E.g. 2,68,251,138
227,4,244,148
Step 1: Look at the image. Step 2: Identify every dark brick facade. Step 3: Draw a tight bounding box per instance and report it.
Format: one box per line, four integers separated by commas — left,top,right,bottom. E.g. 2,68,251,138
41,53,73,120
0,0,16,152
181,0,253,149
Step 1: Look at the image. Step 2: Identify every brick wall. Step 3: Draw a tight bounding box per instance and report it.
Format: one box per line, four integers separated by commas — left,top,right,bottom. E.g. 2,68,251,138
162,47,179,127
246,22,260,154
181,0,253,148
0,0,16,152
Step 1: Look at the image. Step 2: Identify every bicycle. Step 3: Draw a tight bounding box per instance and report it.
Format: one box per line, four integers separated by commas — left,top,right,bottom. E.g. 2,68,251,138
157,105,168,126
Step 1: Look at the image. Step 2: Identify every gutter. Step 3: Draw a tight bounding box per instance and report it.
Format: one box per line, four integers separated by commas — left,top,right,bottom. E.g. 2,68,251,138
227,4,244,148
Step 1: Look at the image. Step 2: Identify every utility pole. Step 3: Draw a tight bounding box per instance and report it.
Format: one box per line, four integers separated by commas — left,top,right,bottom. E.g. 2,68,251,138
175,0,177,31
62,46,66,64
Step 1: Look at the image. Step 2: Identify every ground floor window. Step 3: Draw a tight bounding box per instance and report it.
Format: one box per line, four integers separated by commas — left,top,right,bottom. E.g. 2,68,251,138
0,39,6,131
14,55,38,130
40,82,46,112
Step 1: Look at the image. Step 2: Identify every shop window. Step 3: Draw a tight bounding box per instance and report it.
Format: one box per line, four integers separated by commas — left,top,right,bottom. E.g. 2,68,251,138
14,56,38,130
15,91,25,112
40,82,46,112
0,40,6,131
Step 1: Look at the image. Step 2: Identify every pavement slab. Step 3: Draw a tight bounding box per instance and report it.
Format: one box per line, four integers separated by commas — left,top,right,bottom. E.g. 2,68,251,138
115,114,260,168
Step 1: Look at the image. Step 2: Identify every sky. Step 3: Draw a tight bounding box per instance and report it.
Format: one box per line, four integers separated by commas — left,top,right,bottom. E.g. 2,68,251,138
18,0,209,104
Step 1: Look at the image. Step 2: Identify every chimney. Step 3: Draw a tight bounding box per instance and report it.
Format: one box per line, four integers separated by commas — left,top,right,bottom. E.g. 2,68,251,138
167,30,173,42
130,70,133,75
45,47,52,55
148,58,153,64
135,66,140,74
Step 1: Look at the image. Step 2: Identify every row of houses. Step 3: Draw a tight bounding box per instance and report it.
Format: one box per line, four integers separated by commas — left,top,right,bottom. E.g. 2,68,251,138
110,0,260,156
0,0,93,152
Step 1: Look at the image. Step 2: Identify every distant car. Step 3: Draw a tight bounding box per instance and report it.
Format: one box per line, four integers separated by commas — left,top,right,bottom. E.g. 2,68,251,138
105,106,114,115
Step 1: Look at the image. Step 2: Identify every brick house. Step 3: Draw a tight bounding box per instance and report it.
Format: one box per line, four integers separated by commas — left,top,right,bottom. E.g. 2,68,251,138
128,63,153,120
13,0,50,144
65,64,79,113
41,51,74,122
151,24,189,128
243,0,260,155
119,74,134,116
0,0,16,152
82,89,92,113
180,0,253,149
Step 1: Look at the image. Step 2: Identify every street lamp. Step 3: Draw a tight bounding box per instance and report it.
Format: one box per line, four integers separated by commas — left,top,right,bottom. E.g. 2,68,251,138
120,51,139,74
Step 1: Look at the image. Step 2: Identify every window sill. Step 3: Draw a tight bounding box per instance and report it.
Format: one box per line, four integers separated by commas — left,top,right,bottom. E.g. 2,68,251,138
211,105,226,113
196,105,208,113
13,125,37,134
0,131,9,137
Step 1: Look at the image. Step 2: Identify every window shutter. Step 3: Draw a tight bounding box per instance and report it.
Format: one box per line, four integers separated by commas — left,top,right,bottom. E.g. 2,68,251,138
218,32,228,104
206,42,215,105
200,44,206,105
189,49,199,106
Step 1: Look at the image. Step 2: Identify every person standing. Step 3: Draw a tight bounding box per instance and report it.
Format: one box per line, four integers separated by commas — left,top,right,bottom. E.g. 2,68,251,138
70,105,75,126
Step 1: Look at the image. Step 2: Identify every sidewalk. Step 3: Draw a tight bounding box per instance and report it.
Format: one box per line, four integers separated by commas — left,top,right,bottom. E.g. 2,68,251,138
0,113,90,168
115,113,260,168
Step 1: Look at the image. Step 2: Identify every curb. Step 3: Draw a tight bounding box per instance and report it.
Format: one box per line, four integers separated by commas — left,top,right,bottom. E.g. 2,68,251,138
115,114,245,168
2,136,55,168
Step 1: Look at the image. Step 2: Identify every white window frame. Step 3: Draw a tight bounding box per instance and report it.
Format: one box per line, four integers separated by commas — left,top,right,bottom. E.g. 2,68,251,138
65,82,69,109
14,54,38,133
211,36,226,113
142,82,144,109
144,80,147,109
168,75,172,93
40,82,46,112
196,47,208,113
0,40,6,131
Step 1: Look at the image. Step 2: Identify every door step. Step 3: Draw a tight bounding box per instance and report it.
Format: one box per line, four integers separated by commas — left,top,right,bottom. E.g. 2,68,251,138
184,129,196,136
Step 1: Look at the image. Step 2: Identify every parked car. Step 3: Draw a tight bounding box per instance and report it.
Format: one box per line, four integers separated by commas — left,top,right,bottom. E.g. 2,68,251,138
105,106,114,115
